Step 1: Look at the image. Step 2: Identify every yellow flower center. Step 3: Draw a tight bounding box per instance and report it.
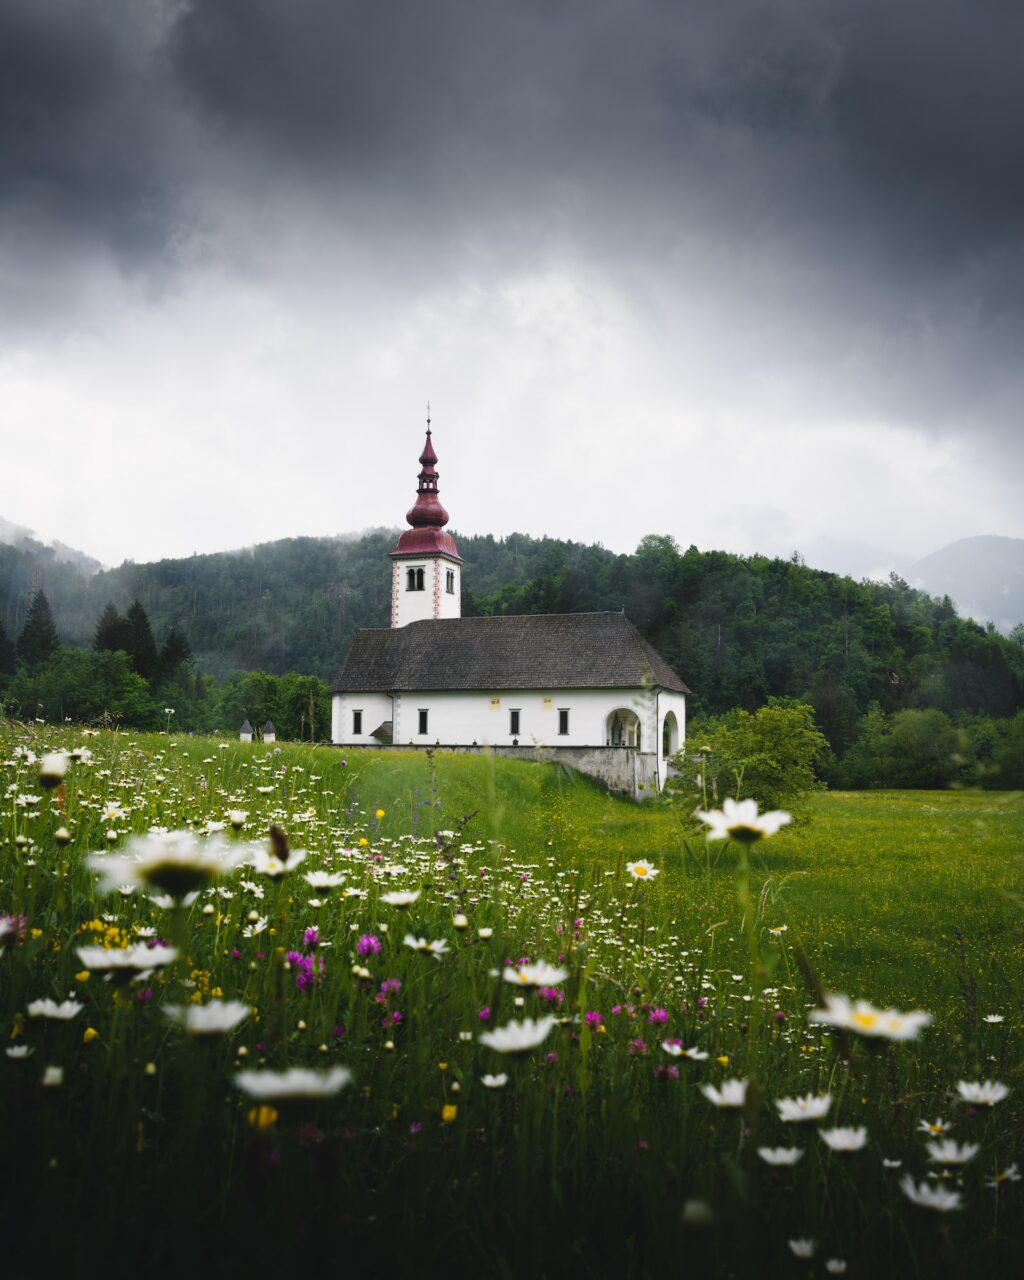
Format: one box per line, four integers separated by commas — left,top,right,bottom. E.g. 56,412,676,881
634,866,648,876
851,1011,878,1029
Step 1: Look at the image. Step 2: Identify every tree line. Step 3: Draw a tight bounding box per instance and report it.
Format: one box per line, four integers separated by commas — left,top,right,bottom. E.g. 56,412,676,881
2,528,1023,785
0,590,328,739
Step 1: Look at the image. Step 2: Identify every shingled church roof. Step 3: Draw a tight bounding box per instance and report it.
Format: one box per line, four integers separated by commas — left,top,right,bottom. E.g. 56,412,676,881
330,612,690,694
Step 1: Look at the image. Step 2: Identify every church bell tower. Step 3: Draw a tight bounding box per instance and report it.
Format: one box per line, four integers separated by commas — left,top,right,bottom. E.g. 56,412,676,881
388,418,462,628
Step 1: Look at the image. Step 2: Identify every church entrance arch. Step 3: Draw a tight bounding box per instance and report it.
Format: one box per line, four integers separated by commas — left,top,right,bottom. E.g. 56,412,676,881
607,708,641,749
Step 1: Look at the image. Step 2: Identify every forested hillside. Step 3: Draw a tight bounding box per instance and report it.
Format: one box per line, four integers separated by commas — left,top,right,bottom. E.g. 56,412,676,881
2,529,1023,740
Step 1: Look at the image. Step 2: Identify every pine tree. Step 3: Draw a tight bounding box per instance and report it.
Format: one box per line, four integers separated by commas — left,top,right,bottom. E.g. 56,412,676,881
0,619,16,677
94,602,131,654
158,626,192,680
16,590,60,673
125,599,158,680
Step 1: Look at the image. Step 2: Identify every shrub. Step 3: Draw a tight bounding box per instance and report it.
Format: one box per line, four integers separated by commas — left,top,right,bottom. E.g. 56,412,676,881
674,700,828,810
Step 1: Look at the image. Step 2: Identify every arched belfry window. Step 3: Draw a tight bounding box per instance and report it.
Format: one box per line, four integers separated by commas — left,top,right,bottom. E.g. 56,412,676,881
406,567,425,591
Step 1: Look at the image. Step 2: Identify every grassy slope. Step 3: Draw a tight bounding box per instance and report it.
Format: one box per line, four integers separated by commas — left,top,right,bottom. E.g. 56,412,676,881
3,729,1022,1275
361,748,1023,1014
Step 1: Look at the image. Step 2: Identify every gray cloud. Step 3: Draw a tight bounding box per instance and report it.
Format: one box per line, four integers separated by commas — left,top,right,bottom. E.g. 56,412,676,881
1,0,1022,565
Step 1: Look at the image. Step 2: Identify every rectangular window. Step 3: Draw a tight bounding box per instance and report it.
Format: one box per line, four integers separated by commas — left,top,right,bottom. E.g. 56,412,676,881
558,708,570,735
352,710,363,735
509,709,520,736
418,709,429,735
446,569,455,594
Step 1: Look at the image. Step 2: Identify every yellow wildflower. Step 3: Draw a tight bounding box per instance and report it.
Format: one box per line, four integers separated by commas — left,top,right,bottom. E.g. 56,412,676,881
441,1104,458,1124
83,1027,100,1043
74,970,91,983
247,1105,279,1131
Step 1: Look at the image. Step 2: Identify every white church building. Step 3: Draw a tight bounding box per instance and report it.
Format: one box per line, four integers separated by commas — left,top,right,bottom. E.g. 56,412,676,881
330,426,689,796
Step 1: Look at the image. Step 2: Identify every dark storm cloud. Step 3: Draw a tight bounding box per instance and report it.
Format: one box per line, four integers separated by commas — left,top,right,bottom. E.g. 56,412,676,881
3,0,1023,444
6,1,1021,279
0,2,185,266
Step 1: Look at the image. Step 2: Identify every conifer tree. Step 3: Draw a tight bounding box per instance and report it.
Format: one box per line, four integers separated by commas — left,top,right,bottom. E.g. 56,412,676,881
125,599,158,680
0,619,15,677
16,590,60,673
94,602,131,654
158,625,192,680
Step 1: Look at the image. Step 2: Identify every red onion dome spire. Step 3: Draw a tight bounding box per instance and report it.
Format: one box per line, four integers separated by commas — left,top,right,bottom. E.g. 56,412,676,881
405,425,449,528
389,416,462,561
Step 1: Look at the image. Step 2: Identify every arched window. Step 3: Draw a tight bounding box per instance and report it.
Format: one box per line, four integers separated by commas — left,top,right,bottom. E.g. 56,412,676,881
406,567,425,591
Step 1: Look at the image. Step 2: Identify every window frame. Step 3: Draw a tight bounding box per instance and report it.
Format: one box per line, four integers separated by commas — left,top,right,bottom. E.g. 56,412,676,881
352,709,363,735
558,708,570,736
418,708,429,735
509,709,521,736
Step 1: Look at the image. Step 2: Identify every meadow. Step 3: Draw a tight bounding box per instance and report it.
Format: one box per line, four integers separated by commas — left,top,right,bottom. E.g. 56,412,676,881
1,724,1021,1276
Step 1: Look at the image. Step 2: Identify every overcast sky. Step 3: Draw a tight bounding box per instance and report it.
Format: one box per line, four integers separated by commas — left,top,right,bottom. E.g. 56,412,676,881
2,0,1022,577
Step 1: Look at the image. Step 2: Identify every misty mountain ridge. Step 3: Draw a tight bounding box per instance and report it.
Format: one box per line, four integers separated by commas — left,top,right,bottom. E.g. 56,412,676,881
908,536,1024,635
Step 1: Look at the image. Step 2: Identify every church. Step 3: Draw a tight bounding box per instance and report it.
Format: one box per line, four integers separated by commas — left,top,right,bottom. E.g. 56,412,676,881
329,425,690,796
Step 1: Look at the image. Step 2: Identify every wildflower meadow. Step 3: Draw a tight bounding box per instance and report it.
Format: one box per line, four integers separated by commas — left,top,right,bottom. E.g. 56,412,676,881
2,723,1021,1275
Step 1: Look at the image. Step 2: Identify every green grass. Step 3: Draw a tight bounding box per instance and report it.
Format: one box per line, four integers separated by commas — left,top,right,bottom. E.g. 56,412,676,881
1,725,1022,1276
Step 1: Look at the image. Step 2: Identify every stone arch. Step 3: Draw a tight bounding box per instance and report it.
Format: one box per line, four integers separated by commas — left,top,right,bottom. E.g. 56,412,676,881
662,710,680,758
607,707,641,749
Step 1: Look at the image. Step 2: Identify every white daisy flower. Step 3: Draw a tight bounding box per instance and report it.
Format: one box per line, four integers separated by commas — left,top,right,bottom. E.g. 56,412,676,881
625,860,659,880
820,1126,868,1152
900,1175,962,1212
775,1093,832,1122
248,846,308,878
503,961,568,987
381,890,421,907
661,1042,708,1060
88,830,246,899
808,992,932,1041
234,1067,352,1099
403,934,449,960
917,1117,951,1135
164,1000,251,1035
27,998,83,1020
788,1239,815,1259
694,797,791,843
986,1164,1021,1187
757,1147,804,1166
304,871,346,891
479,1016,557,1055
75,944,178,977
957,1079,1010,1106
481,1073,509,1088
700,1079,748,1108
926,1139,979,1165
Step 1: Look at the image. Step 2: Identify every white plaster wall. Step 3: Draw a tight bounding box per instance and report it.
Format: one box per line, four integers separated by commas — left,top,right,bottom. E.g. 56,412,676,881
331,692,395,744
656,690,687,790
387,687,659,748
436,559,461,620
391,557,462,627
